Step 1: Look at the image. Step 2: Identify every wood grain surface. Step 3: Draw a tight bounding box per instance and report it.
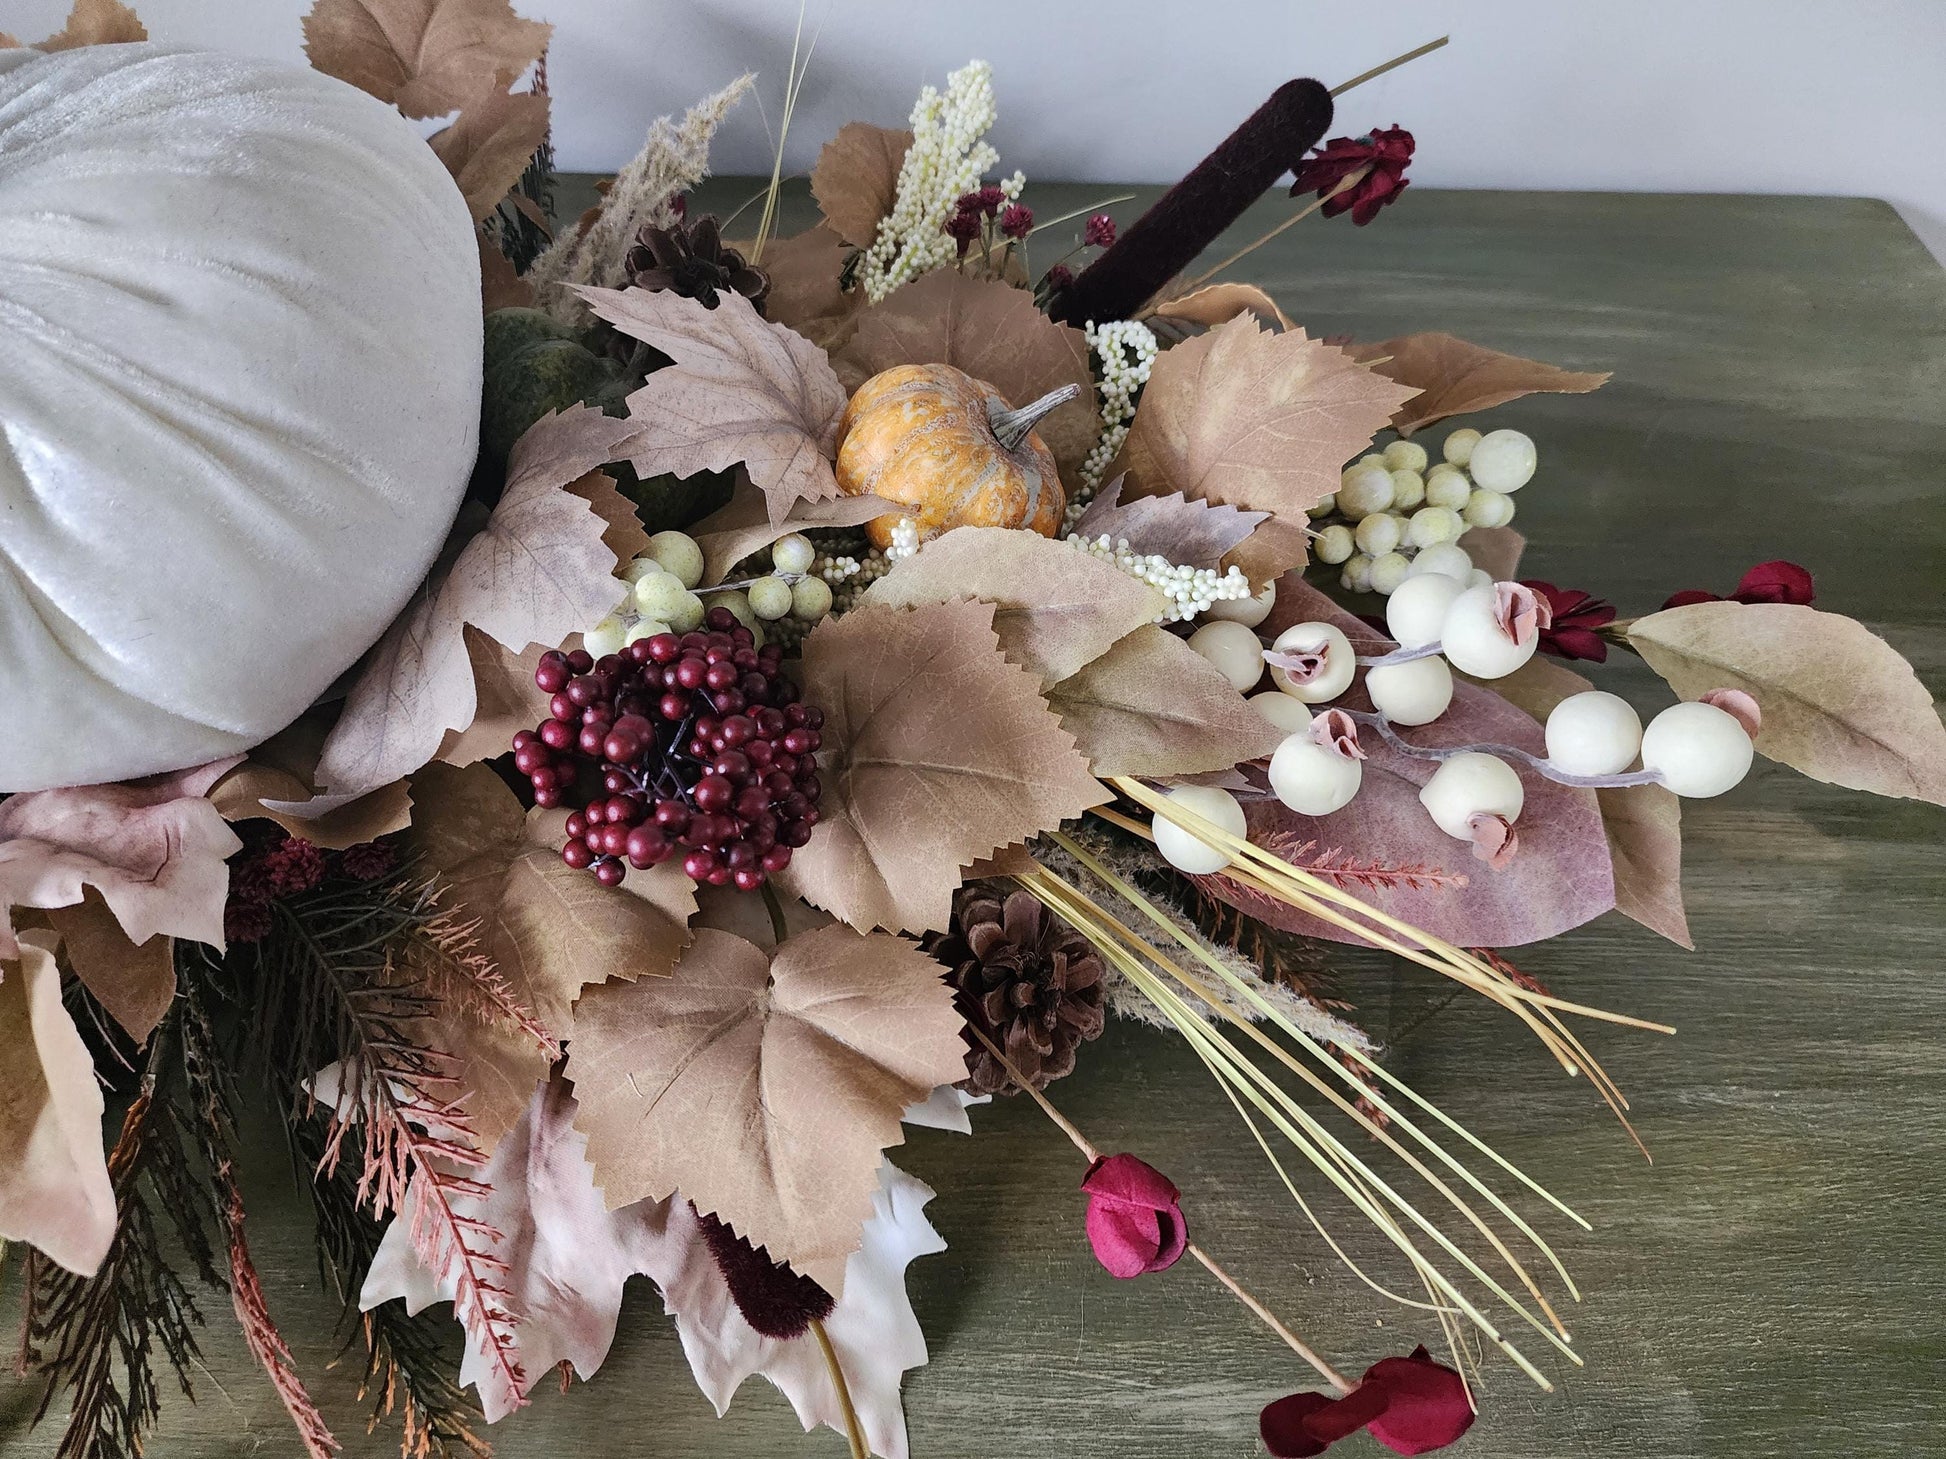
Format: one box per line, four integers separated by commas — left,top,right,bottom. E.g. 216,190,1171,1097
4,179,1941,1459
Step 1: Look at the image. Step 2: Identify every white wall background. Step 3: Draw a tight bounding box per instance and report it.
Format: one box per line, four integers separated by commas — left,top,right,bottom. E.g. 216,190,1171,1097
9,0,1946,264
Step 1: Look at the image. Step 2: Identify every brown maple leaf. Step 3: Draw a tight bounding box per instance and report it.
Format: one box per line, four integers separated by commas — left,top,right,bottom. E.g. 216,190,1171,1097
297,405,641,805
0,933,116,1276
301,0,552,119
407,761,697,1153
580,288,848,528
832,271,1100,486
1045,624,1286,779
427,78,551,221
780,600,1108,934
862,526,1167,685
1349,332,1610,437
1116,316,1417,582
568,923,966,1295
809,122,912,248
758,225,868,352
1071,476,1268,570
30,0,145,48
210,708,414,851
689,470,897,586
1146,281,1294,332
43,894,177,1047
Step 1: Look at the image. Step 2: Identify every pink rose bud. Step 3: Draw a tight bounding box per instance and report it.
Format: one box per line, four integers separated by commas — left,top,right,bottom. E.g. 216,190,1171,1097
1080,1153,1188,1278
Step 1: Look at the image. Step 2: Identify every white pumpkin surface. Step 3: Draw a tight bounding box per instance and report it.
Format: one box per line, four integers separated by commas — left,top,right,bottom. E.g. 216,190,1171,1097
0,44,481,793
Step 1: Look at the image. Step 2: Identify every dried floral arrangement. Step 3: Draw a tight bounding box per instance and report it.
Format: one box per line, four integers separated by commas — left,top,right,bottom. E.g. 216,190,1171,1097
3,4,1944,1458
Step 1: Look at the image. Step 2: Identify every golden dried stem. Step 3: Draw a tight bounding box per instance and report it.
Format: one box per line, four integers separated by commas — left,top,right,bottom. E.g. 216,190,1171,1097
1331,36,1451,97
809,1317,868,1459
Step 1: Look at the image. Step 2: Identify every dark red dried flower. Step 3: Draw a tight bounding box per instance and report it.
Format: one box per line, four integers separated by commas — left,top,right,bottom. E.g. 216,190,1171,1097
1082,212,1117,249
1292,125,1415,225
1662,559,1814,611
1261,1345,1474,1457
224,900,274,946
1042,262,1074,292
1081,1153,1187,1278
975,183,1005,214
338,839,398,882
945,207,983,257
693,1207,834,1339
999,202,1033,241
1521,580,1617,662
260,837,328,897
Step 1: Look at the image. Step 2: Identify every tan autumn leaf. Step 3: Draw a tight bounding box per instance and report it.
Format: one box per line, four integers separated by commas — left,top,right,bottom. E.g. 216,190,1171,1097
832,271,1100,486
0,761,242,960
580,287,848,528
407,761,697,1151
1071,476,1268,570
427,79,550,221
759,225,867,352
568,922,966,1293
33,0,146,50
435,629,551,769
1045,624,1285,779
809,122,912,247
1485,655,1690,948
45,893,178,1045
780,600,1108,934
689,470,897,587
1116,316,1416,584
1352,332,1609,436
1628,602,1946,806
565,466,652,565
0,932,116,1276
1458,525,1525,582
1146,281,1294,332
210,707,413,851
479,230,534,312
298,406,640,804
301,0,551,119
863,526,1168,685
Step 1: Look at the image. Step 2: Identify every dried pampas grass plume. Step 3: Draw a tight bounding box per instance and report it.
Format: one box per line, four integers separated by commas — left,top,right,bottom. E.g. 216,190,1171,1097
528,73,756,324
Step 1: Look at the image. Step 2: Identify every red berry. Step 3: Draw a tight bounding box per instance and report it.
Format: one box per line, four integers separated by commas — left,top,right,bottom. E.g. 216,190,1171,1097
540,718,573,750
593,858,626,887
562,839,594,869
655,802,691,833
565,812,587,838
706,607,736,632
683,849,717,879
659,693,689,721
734,867,766,891
533,784,562,808
693,775,732,813
761,844,793,872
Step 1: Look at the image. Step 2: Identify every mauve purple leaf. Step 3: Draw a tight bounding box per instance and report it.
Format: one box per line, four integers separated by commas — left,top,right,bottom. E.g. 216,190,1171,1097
1214,576,1615,949
1072,476,1269,569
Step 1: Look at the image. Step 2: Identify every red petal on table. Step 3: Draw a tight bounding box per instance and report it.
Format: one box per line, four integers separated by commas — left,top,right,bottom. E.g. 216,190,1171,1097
1362,1346,1476,1456
1659,588,1721,610
1733,559,1814,605
1261,1382,1393,1456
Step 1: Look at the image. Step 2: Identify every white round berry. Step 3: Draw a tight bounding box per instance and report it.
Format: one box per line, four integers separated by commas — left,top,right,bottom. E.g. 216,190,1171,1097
1269,622,1355,703
1408,542,1475,582
1419,752,1524,841
647,530,705,588
748,575,795,620
1640,700,1755,797
1442,427,1482,467
1340,553,1375,593
1544,691,1643,777
1367,654,1454,725
1424,467,1472,512
1314,524,1356,565
633,570,691,620
1248,691,1313,734
1152,785,1247,874
1269,734,1363,814
1467,429,1537,492
1206,579,1276,628
771,532,816,575
1465,568,1494,590
790,574,834,621
1382,439,1429,474
582,615,627,659
1385,572,1466,648
1336,463,1395,520
1187,619,1267,692
1462,488,1516,529
1406,505,1465,549
1368,551,1412,595
1355,512,1402,557
1440,582,1539,679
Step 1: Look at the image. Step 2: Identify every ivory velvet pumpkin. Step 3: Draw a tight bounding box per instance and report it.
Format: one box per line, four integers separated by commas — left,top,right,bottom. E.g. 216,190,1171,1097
835,364,1074,548
0,44,481,793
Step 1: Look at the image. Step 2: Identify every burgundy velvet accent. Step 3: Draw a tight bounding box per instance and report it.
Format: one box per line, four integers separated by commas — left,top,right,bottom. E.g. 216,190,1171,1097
694,1207,835,1339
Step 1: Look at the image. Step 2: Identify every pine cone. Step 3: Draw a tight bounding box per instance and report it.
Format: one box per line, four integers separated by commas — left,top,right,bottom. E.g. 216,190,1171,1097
928,886,1107,1096
624,213,769,313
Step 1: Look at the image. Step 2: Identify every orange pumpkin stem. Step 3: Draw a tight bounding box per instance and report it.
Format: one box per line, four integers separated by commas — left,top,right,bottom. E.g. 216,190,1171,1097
989,383,1081,453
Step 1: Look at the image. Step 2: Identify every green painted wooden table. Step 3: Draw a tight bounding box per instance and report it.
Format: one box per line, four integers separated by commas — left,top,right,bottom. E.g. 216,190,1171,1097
5,181,1943,1459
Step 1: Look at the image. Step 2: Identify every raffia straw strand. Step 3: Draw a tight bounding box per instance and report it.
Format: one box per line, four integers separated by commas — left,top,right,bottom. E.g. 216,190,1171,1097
1331,36,1451,97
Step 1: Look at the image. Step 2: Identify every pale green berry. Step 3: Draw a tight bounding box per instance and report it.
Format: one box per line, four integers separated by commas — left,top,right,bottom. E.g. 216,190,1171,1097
1355,512,1402,556
1406,506,1464,549
621,556,664,584
770,533,815,575
1336,463,1395,520
748,575,795,620
1382,439,1429,473
1468,429,1537,492
1355,452,1387,471
1368,550,1412,595
625,619,672,646
712,588,759,633
633,570,691,619
1463,488,1516,529
1314,524,1356,565
1307,492,1338,520
1443,427,1482,467
1408,542,1475,581
791,575,834,621
583,615,627,659
1389,469,1426,510
1340,553,1375,593
1424,468,1471,511
665,590,706,633
647,530,705,588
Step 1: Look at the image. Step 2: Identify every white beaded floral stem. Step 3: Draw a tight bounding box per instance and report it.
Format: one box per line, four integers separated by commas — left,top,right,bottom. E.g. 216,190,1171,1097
1342,709,1668,790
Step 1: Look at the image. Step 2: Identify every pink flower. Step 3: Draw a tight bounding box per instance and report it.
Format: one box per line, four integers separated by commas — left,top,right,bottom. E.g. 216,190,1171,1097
1291,125,1415,225
1309,708,1365,760
1083,213,1117,249
1492,581,1551,645
1662,559,1814,611
1260,1345,1474,1457
999,202,1034,241
1080,1153,1187,1278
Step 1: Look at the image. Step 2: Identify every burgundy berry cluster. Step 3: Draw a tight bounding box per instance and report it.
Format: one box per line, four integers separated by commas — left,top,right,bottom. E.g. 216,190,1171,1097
512,607,823,891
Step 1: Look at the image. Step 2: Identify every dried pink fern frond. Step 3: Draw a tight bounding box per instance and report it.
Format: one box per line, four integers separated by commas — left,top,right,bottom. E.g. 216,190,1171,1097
1253,831,1469,892
218,1171,339,1458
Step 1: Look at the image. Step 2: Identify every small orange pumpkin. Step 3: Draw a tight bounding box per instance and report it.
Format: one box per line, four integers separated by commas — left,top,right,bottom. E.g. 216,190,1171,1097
835,363,1076,548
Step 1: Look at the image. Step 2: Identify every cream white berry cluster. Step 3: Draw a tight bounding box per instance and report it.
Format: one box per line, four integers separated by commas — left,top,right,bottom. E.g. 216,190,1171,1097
1068,532,1253,624
1073,319,1159,504
1310,427,1536,596
1154,571,1759,876
583,530,835,655
860,60,1024,303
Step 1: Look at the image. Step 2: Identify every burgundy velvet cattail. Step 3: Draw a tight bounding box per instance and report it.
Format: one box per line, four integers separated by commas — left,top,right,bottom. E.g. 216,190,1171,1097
1047,79,1333,326
694,1207,835,1339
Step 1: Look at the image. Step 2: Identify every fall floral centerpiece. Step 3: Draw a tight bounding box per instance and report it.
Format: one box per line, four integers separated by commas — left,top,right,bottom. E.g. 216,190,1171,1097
3,5,1944,1459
